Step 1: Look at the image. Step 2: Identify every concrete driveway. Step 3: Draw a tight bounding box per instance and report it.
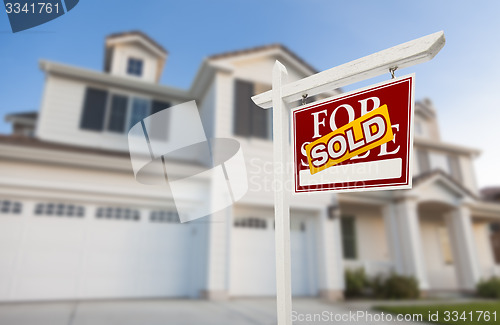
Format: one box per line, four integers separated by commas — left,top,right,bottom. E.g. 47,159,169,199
0,298,428,325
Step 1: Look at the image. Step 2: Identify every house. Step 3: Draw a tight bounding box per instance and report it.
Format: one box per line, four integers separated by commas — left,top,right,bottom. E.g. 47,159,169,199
1,31,499,302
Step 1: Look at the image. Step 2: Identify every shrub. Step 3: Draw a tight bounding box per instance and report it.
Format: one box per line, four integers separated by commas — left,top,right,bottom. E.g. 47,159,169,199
372,273,419,299
344,267,368,298
477,277,500,298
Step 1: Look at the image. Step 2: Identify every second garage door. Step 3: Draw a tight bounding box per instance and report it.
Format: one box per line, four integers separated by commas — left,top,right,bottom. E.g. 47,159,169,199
230,207,318,297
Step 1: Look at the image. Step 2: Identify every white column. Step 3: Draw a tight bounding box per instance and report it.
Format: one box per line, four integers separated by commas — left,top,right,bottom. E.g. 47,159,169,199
316,207,344,300
382,203,404,274
396,198,429,290
445,205,480,291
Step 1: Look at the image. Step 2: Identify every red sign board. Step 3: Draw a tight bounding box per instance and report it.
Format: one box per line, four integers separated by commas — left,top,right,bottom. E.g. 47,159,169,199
292,75,415,193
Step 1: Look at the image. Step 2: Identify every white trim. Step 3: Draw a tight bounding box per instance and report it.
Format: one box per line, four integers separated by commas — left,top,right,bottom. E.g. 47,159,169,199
106,35,167,59
413,172,474,200
0,143,203,179
39,60,190,101
415,137,480,156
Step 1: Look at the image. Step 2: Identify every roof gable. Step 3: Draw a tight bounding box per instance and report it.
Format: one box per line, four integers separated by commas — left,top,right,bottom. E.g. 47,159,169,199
106,31,168,56
412,170,477,205
208,43,318,77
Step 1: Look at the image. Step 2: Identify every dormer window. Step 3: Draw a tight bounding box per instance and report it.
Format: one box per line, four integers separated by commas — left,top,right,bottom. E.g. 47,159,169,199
127,58,143,77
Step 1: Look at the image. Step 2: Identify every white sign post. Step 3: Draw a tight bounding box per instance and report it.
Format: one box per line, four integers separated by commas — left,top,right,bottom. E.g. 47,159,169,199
252,31,445,325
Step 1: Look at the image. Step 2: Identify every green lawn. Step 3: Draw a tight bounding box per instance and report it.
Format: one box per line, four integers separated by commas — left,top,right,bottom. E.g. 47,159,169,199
374,302,500,325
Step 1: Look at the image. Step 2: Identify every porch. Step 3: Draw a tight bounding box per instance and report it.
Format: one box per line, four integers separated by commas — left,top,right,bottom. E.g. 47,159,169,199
337,171,500,294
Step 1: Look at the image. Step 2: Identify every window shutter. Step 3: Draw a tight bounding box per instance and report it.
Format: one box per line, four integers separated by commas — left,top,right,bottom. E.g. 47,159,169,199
107,94,128,133
80,88,108,131
233,80,253,137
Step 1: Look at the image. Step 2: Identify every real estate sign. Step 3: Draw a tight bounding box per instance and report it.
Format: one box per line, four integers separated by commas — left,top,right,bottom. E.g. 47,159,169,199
292,75,415,193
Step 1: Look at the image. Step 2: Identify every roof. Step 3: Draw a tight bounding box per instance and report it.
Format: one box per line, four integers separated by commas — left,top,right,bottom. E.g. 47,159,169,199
413,169,478,199
5,111,38,120
5,111,38,126
414,137,480,156
0,134,129,158
106,31,168,55
208,43,318,74
481,187,500,202
39,60,190,101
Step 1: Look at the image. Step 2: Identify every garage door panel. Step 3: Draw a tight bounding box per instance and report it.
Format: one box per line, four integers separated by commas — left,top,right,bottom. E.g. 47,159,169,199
25,221,85,245
81,276,138,298
290,232,309,296
136,273,189,297
0,206,194,301
0,277,10,300
0,219,22,243
84,251,141,274
0,248,16,271
230,213,318,297
87,226,142,250
13,275,78,300
137,256,187,272
19,250,80,275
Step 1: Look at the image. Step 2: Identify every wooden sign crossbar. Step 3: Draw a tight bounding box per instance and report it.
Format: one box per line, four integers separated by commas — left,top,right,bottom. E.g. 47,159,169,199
252,31,445,108
251,31,445,325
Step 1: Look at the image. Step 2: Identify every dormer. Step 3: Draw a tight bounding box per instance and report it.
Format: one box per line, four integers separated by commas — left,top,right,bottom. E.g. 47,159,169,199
191,44,341,140
104,31,168,83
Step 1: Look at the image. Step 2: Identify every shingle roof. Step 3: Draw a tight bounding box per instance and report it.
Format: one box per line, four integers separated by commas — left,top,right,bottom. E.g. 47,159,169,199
208,43,318,74
106,31,168,55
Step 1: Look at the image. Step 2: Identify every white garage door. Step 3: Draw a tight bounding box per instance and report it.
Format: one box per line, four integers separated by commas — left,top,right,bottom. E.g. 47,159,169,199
0,200,195,301
230,210,318,297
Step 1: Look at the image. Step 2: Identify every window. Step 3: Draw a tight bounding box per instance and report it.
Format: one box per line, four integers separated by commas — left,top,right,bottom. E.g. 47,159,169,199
107,94,128,133
233,79,271,139
34,203,84,217
0,200,22,215
447,154,463,183
95,207,140,221
415,121,423,136
416,148,431,174
80,88,108,131
79,87,171,135
341,216,357,259
148,100,171,140
127,58,143,76
129,97,150,130
234,217,267,229
151,100,171,115
438,227,454,264
150,210,179,223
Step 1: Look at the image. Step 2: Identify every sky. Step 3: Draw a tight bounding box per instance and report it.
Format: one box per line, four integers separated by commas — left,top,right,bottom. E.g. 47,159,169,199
1,0,499,188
